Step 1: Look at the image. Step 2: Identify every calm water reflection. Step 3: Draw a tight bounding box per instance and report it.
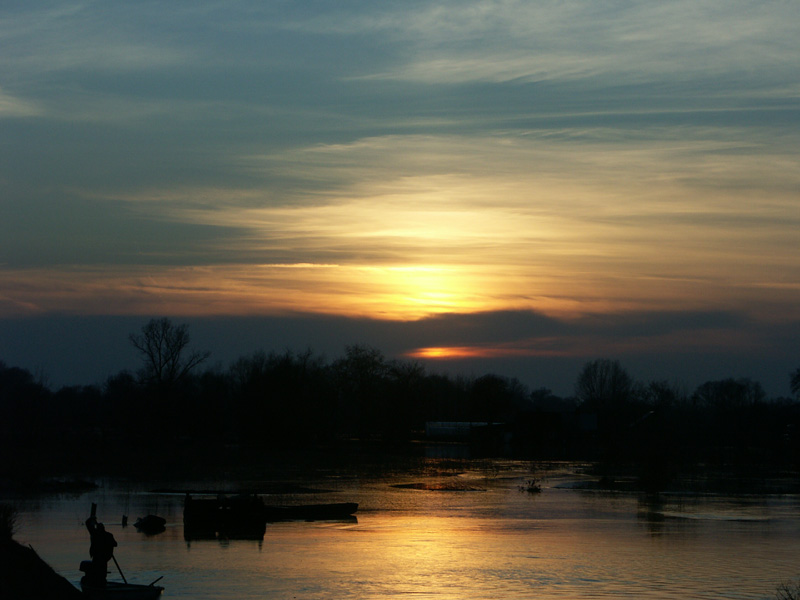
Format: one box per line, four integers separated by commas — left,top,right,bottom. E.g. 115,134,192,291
7,460,800,599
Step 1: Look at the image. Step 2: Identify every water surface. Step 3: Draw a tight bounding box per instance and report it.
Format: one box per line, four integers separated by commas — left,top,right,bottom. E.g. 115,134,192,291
7,460,799,599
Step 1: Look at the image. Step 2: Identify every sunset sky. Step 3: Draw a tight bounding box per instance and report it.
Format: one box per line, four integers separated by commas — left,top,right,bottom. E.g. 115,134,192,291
2,1,799,395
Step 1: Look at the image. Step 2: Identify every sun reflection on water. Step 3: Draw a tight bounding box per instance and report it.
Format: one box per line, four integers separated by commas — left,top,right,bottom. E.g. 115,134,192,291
11,465,800,600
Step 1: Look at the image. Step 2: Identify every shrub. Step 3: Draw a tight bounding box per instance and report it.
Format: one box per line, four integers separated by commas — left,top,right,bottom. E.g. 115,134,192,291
776,580,800,600
0,503,18,540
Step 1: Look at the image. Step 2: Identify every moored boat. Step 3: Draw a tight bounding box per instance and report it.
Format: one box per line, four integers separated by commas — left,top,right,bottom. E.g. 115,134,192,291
183,493,358,537
133,515,166,535
262,502,359,522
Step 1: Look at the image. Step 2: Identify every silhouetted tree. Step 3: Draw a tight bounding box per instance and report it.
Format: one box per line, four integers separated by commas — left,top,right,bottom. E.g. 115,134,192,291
690,377,772,466
229,349,333,447
638,379,687,407
418,373,470,422
469,374,528,423
530,387,556,405
228,350,276,446
0,362,51,449
575,359,633,409
385,359,427,439
103,370,142,418
332,345,391,438
791,367,800,400
129,318,210,389
229,350,271,392
0,362,48,405
574,359,642,464
692,378,764,409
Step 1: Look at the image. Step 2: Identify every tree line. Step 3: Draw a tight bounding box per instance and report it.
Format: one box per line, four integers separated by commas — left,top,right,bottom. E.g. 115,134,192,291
1,318,799,487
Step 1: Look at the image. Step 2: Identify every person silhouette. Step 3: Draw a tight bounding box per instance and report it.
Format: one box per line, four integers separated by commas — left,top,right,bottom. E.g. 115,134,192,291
85,515,117,586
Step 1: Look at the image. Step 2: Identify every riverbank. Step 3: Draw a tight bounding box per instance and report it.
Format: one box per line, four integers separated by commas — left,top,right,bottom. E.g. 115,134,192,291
0,538,81,599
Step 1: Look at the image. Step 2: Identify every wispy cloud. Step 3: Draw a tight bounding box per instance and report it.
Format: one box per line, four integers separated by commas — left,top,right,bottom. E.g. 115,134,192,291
0,2,191,76
0,88,42,118
32,126,788,322
294,1,800,86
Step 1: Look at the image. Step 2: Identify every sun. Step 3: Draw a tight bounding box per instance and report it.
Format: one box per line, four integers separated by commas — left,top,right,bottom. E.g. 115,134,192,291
405,346,487,359
362,265,488,318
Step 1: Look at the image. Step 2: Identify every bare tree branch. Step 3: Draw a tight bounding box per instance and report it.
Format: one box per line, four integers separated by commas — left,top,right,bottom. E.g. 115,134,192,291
129,318,210,388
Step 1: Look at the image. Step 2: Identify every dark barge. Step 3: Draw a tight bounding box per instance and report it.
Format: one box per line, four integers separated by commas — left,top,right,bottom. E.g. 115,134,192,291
183,493,358,540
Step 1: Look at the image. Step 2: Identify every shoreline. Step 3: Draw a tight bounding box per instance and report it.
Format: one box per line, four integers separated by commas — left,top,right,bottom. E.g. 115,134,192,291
0,538,81,599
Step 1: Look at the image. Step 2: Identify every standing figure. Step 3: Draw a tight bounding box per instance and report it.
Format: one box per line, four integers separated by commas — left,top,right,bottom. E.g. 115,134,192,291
84,515,117,586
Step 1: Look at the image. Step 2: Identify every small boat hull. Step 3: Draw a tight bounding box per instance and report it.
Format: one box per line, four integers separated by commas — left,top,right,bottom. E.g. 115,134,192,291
184,494,358,528
262,502,359,522
81,580,164,599
133,515,166,535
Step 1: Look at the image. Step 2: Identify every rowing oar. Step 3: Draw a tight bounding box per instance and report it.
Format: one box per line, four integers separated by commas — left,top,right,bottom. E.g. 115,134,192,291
112,555,128,584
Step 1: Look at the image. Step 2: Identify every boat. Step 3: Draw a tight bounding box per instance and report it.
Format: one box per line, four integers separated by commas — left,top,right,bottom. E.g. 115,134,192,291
133,515,166,535
79,559,164,599
80,503,164,598
184,493,266,530
262,502,359,522
80,580,164,599
183,493,358,538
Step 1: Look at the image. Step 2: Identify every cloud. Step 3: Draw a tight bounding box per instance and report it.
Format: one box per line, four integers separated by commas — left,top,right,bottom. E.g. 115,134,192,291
137,132,799,317
4,126,798,321
0,2,191,76
0,88,43,118
399,309,757,357
300,1,800,87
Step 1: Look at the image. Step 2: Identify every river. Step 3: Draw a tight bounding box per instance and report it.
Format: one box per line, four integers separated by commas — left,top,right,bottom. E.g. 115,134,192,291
6,458,800,599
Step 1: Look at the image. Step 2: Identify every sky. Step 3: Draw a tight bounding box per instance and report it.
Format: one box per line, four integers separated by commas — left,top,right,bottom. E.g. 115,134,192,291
1,1,799,396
